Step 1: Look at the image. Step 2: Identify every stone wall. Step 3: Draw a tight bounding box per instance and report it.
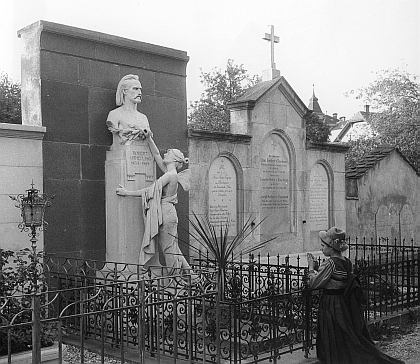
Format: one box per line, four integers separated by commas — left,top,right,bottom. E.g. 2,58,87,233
0,123,45,252
17,21,189,260
346,151,419,242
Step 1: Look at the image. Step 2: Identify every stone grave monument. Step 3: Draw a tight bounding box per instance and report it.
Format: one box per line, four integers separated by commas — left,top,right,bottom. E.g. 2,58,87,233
400,204,414,244
309,163,330,232
259,133,291,234
17,21,189,261
105,75,155,264
208,156,238,234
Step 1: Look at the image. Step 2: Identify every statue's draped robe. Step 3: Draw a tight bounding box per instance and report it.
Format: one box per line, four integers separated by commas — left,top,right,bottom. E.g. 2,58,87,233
139,178,163,266
139,171,192,274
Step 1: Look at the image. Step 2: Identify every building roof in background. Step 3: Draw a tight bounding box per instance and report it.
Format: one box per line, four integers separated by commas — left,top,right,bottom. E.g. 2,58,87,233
331,118,347,131
345,145,419,179
350,110,372,122
308,89,323,115
306,88,341,129
322,114,339,127
333,107,376,142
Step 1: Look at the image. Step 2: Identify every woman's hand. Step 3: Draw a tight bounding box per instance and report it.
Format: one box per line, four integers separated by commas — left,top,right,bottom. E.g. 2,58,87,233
116,184,128,196
307,253,315,270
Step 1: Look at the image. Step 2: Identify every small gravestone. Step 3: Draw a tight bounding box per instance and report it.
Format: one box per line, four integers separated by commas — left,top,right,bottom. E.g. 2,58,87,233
375,205,391,243
208,156,237,234
390,207,400,243
400,204,414,244
260,134,290,233
309,163,329,231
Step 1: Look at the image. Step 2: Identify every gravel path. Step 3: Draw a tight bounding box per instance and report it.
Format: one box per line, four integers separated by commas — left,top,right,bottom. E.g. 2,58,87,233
63,323,419,364
64,345,121,364
380,323,420,364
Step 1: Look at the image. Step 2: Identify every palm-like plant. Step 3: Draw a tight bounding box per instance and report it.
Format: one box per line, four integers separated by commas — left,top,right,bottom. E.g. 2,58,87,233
184,212,276,298
178,213,276,364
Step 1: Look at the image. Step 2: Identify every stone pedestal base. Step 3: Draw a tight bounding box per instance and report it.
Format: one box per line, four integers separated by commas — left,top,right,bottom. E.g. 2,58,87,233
262,68,280,81
105,142,155,264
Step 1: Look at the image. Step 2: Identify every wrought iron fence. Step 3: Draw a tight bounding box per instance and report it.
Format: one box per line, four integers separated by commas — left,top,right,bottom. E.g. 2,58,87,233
194,252,308,299
347,239,419,321
0,276,317,363
1,241,418,363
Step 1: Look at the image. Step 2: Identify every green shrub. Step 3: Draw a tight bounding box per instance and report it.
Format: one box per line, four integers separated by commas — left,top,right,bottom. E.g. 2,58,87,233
0,248,57,355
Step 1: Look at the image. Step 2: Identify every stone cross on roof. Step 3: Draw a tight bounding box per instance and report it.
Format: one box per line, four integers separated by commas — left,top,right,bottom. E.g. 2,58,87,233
263,25,279,69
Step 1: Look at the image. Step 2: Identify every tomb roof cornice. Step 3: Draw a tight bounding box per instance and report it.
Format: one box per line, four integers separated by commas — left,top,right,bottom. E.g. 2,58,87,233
227,100,256,111
18,20,189,62
188,129,252,143
306,141,349,153
0,123,46,140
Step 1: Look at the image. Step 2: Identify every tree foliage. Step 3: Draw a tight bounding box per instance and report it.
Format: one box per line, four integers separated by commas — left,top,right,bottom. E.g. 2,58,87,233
305,111,331,142
188,60,261,132
0,72,21,124
345,68,419,171
0,248,56,355
345,137,380,167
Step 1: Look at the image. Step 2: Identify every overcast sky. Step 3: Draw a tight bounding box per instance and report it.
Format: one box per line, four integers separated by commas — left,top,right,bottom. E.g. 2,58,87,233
1,0,419,119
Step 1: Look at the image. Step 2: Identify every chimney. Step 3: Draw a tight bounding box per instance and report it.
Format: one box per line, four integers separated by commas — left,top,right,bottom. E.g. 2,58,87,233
333,113,338,119
364,105,370,113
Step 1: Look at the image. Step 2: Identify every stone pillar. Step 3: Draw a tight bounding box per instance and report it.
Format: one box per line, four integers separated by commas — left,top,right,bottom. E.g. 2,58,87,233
105,137,155,264
18,21,43,127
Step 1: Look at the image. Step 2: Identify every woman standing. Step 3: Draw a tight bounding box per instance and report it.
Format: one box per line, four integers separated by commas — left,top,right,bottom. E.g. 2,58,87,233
307,227,404,364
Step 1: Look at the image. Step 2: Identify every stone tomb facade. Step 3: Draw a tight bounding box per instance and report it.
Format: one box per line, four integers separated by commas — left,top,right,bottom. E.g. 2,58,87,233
189,77,348,258
346,145,419,243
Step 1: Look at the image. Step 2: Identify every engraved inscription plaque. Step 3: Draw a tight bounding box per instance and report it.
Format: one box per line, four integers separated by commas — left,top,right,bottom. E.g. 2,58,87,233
260,134,290,233
208,157,237,234
126,145,154,182
309,163,329,231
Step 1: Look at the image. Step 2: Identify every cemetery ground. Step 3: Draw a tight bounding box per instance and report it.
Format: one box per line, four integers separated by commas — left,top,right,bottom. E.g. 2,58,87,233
61,319,420,364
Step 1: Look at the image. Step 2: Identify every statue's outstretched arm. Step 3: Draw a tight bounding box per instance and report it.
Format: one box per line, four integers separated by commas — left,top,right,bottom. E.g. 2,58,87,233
144,131,166,173
116,184,143,197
